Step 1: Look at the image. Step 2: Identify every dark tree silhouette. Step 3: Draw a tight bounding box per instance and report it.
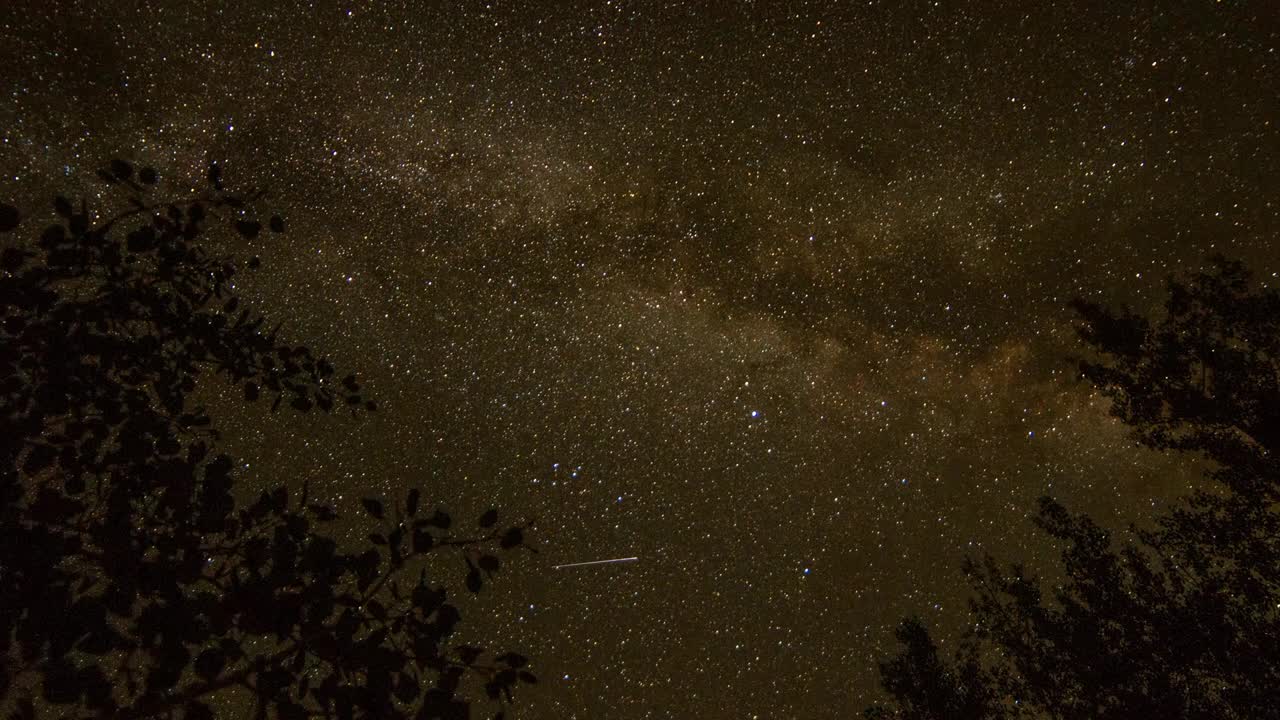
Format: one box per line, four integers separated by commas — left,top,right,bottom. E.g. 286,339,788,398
867,256,1280,720
0,161,536,719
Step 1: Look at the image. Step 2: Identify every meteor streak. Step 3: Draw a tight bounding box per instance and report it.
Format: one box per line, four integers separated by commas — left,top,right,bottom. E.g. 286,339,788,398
553,556,639,570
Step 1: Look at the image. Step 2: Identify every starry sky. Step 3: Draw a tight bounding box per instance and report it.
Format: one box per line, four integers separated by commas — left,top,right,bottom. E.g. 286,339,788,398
2,1,1277,717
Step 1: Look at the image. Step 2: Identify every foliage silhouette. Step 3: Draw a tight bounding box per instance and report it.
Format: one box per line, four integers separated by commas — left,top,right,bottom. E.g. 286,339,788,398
867,256,1280,719
0,160,536,719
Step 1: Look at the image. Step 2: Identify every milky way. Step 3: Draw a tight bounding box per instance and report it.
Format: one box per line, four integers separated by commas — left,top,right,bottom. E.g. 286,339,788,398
2,2,1276,716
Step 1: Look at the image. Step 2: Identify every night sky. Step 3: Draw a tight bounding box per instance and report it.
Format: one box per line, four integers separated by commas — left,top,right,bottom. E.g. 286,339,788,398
2,1,1277,717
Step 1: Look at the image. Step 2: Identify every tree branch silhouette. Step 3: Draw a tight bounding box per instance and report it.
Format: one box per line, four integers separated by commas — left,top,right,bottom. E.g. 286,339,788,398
868,255,1280,720
1,159,537,720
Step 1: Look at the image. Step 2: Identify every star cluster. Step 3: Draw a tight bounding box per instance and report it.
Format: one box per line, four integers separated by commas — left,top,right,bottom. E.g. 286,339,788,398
2,1,1276,717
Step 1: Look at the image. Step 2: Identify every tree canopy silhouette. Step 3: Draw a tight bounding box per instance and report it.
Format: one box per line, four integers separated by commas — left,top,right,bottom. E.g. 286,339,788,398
0,160,537,719
867,256,1280,719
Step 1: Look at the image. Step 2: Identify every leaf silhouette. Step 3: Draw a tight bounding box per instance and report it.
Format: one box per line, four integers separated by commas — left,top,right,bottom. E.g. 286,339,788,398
499,527,523,549
496,652,527,669
361,498,385,520
458,640,481,666
0,202,19,232
413,527,434,553
109,158,134,181
234,220,262,239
